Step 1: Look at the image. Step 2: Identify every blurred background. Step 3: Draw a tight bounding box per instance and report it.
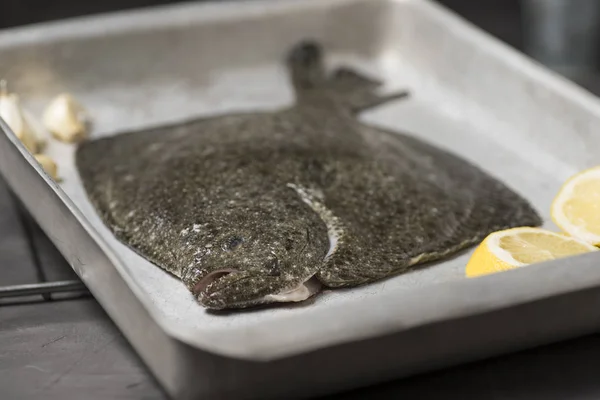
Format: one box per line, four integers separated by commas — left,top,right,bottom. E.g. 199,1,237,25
1,0,600,91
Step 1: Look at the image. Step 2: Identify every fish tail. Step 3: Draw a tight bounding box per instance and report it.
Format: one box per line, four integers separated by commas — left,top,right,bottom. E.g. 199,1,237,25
286,40,409,114
329,67,409,114
286,40,328,92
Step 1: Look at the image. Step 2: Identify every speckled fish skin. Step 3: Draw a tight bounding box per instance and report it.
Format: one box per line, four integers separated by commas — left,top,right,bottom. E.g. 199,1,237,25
75,41,542,310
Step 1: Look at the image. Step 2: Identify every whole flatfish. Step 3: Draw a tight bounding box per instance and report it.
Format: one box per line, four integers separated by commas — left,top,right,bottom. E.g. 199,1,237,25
75,41,542,310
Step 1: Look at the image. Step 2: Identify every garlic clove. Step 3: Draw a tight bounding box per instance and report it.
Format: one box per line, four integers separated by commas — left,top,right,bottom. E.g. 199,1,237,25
23,108,48,152
0,82,38,153
42,93,88,143
33,154,59,181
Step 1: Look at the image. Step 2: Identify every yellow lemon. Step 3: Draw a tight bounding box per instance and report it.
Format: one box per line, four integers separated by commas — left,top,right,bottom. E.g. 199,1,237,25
552,166,600,245
465,227,596,278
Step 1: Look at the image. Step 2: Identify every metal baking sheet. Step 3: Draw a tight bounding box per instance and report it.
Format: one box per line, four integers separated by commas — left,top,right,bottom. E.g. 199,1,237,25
3,0,600,398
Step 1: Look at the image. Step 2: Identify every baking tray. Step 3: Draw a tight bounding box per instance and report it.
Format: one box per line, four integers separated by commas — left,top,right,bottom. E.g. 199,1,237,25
3,0,600,398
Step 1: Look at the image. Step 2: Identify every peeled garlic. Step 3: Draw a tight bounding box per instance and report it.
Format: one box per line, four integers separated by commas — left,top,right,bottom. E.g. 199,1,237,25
22,108,48,152
0,81,39,153
42,93,88,143
34,154,59,180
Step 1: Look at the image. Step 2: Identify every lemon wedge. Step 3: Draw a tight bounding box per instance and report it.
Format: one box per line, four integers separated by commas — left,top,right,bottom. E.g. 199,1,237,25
551,166,600,245
465,227,597,278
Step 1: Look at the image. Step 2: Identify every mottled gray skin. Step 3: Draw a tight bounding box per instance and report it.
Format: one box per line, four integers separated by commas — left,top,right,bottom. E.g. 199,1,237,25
75,41,542,310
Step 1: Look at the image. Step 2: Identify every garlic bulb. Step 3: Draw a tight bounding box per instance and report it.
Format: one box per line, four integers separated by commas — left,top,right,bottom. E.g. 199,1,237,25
34,154,59,181
0,81,39,153
42,93,88,143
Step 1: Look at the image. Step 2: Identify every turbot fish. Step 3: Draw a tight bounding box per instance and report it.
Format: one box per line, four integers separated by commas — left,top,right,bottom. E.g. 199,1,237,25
75,41,542,310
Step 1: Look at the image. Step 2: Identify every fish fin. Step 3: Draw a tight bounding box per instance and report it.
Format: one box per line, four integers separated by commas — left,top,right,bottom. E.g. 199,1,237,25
285,41,409,113
330,67,382,91
349,90,410,115
287,183,402,288
317,231,497,288
286,183,343,261
328,67,410,114
316,246,411,288
262,276,322,303
286,40,328,93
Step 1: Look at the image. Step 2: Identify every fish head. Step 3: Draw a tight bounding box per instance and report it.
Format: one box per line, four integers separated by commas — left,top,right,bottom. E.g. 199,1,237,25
184,206,329,310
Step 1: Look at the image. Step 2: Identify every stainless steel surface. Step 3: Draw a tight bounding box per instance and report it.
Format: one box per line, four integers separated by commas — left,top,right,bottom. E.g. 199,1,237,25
0,280,87,298
11,178,600,400
3,0,600,398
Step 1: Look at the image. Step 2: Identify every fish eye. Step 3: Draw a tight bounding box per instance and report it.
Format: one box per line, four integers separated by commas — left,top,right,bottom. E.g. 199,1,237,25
266,258,281,276
224,236,243,251
284,238,294,251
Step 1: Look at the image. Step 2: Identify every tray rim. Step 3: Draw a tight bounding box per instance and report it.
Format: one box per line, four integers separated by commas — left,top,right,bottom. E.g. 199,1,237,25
2,0,600,362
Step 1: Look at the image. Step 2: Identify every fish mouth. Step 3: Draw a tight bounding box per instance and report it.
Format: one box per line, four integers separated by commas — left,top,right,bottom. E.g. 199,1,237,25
192,269,239,296
193,268,322,310
263,276,322,303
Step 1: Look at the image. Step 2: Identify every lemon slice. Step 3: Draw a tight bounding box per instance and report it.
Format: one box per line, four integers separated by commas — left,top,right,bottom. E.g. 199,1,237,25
552,166,600,245
465,227,597,278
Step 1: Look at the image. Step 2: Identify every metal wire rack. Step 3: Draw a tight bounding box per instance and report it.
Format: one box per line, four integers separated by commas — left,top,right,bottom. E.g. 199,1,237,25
0,185,88,301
